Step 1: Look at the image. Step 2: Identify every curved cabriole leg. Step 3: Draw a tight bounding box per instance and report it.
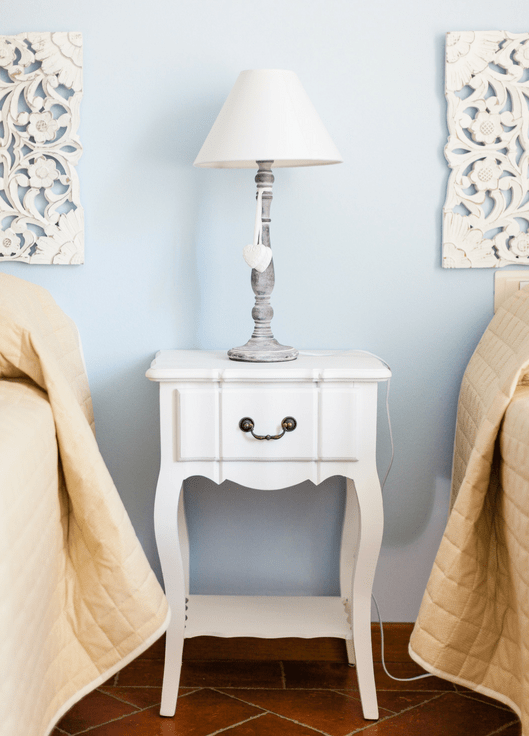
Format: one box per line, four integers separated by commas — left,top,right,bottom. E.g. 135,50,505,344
346,475,384,720
154,469,187,717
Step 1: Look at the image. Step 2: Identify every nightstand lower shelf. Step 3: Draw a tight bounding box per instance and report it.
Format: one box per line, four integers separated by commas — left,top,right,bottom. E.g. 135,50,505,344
185,595,353,639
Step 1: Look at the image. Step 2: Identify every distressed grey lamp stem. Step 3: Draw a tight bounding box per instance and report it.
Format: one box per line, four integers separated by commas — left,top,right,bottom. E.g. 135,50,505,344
228,162,297,362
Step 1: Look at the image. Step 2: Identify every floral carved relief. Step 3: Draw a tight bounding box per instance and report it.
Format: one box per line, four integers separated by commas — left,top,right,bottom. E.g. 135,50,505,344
443,31,529,268
0,32,83,264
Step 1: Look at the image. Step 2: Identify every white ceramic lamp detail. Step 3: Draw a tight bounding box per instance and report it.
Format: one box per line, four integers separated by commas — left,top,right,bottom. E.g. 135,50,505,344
194,69,342,362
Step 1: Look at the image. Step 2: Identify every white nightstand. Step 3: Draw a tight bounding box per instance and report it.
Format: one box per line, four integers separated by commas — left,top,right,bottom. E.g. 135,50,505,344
146,350,391,721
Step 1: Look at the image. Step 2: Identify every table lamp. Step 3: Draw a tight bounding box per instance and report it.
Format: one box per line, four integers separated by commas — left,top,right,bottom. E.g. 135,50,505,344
194,69,342,362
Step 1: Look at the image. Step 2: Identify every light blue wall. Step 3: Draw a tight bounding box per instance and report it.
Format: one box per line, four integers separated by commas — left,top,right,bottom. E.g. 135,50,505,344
2,0,526,620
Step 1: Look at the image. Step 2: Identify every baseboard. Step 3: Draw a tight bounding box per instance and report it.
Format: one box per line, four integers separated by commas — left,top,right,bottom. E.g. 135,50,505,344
142,623,415,663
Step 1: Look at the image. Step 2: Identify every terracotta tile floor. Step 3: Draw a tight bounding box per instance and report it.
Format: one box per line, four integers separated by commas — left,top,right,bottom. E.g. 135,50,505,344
51,633,521,736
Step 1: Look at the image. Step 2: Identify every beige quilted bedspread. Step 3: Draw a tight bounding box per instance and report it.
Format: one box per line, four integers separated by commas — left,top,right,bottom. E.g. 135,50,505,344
0,274,169,736
409,286,529,732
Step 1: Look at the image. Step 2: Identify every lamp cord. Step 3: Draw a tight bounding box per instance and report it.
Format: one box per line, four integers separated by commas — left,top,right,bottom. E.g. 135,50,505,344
371,593,433,681
298,350,434,681
351,353,433,682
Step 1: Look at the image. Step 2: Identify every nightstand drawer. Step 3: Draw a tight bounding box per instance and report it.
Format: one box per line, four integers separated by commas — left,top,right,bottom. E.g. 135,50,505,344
221,386,317,460
173,383,361,462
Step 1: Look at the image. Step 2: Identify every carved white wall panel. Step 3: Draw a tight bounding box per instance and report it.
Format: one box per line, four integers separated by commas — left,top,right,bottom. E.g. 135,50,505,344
0,32,83,264
443,31,529,268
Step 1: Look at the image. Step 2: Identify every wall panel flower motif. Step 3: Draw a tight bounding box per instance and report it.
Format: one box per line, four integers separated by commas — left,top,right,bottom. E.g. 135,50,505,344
443,31,529,268
0,32,83,264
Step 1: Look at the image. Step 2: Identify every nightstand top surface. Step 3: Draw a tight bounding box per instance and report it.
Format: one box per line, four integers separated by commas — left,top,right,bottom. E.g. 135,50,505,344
146,350,391,382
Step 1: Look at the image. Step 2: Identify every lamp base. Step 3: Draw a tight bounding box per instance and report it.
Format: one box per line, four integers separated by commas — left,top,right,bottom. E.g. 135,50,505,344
228,338,298,362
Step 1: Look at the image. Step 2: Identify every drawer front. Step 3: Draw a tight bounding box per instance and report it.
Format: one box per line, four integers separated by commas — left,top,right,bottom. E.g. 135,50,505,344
173,383,363,462
221,386,317,460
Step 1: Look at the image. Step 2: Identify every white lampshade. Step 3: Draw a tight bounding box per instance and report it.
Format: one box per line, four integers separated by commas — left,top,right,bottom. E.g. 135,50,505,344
194,69,342,169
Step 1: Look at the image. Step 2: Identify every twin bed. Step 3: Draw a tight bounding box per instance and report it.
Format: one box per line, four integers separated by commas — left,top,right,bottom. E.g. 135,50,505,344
0,274,168,736
411,285,529,735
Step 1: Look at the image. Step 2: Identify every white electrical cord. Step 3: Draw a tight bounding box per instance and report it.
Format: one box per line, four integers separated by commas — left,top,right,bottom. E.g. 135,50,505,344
299,349,434,680
344,351,433,682
379,373,394,493
372,594,433,681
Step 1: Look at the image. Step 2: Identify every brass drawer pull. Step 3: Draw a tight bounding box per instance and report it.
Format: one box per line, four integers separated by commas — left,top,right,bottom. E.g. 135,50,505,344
239,416,297,441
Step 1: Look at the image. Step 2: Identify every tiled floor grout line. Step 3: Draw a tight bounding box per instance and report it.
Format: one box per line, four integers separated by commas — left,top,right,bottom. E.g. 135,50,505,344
94,688,144,710
333,687,450,710
327,688,395,714
343,692,448,736
102,683,161,688
66,701,169,735
178,688,202,698
210,688,334,736
98,684,200,708
203,712,268,736
187,686,354,691
459,692,517,713
454,686,515,713
485,720,522,735
199,685,452,692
